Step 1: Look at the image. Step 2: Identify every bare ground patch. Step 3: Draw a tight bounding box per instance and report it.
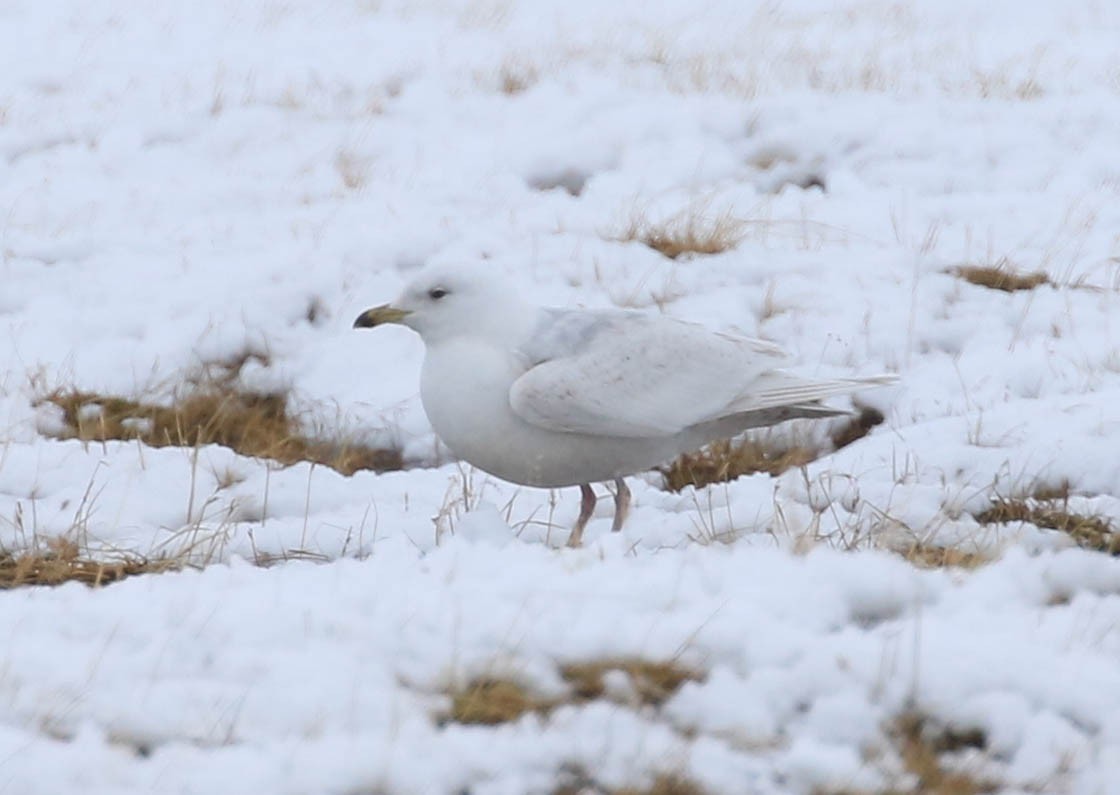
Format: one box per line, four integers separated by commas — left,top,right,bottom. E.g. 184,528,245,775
445,658,703,726
662,409,885,492
616,208,747,260
950,261,1051,293
35,357,402,477
555,770,708,795
449,678,997,794
885,712,994,795
976,494,1117,554
448,678,541,725
0,537,183,589
663,437,818,492
827,712,993,795
558,659,702,708
894,541,991,570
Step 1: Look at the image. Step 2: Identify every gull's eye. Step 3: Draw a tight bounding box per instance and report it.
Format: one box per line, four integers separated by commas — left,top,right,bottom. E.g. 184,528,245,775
428,286,449,300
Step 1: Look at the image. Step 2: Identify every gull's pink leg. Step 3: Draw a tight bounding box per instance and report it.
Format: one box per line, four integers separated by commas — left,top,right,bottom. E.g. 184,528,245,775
611,478,631,532
567,484,597,548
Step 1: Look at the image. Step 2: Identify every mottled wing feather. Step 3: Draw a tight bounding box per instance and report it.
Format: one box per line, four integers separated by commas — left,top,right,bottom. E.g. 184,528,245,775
509,310,786,438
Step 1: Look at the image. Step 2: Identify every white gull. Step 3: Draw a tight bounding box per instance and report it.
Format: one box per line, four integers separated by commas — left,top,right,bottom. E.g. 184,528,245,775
355,264,895,546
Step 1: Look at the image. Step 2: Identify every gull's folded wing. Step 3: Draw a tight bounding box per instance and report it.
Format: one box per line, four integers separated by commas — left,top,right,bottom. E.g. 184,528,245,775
508,310,788,438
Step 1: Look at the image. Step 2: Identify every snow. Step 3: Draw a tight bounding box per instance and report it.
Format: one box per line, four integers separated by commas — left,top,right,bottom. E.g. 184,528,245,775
2,0,1120,792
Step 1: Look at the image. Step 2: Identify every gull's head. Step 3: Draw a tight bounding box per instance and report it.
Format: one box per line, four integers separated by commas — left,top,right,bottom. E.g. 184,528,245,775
353,263,529,346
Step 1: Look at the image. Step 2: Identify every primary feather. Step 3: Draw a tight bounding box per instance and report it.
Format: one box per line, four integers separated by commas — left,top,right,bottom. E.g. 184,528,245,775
508,308,876,439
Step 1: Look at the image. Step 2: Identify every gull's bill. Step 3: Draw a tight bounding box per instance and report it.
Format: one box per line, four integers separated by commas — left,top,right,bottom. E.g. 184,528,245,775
354,304,411,328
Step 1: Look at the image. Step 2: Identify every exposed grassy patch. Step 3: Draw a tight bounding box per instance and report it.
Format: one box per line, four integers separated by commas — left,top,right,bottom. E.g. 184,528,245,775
1029,481,1074,501
663,409,887,493
831,408,886,450
37,369,402,476
559,658,702,708
662,438,819,492
0,538,181,589
950,262,1051,292
888,713,993,795
445,658,704,726
976,496,1117,554
555,766,708,795
250,549,332,568
448,678,541,725
896,542,990,570
497,59,538,94
615,776,708,795
619,209,745,260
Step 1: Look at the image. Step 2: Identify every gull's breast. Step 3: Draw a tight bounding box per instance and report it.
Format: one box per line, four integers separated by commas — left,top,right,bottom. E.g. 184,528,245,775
420,340,521,456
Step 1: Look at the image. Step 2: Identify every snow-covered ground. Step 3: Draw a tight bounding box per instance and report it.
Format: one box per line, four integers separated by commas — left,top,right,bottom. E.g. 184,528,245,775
3,0,1120,792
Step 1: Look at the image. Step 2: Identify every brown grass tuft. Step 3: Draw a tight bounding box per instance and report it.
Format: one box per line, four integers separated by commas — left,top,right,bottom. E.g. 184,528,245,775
555,769,707,795
498,59,538,94
889,713,993,795
896,542,990,570
619,209,745,260
976,497,1117,554
832,407,886,450
559,659,702,707
662,438,819,492
445,658,705,726
615,774,709,795
950,262,1051,293
0,538,181,589
1028,481,1072,502
663,409,887,493
38,380,402,477
448,678,541,725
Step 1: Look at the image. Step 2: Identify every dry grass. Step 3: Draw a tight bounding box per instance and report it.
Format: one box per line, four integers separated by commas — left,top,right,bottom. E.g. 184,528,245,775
831,408,886,450
559,659,702,708
1029,481,1075,501
976,496,1117,554
888,713,993,795
619,209,745,260
448,678,541,725
896,543,990,570
950,262,1051,293
555,768,707,795
445,658,703,726
663,438,820,492
614,776,708,795
663,409,886,493
497,59,538,94
37,372,402,477
0,538,181,589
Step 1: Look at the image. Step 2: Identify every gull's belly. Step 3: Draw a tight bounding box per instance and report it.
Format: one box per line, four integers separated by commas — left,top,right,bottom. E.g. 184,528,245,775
420,343,678,487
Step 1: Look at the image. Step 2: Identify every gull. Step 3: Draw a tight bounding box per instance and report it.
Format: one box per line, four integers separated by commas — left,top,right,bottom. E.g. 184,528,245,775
354,264,895,547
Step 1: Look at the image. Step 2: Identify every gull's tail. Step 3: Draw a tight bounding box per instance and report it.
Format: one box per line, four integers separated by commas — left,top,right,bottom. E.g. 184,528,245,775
691,372,897,442
727,372,899,415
